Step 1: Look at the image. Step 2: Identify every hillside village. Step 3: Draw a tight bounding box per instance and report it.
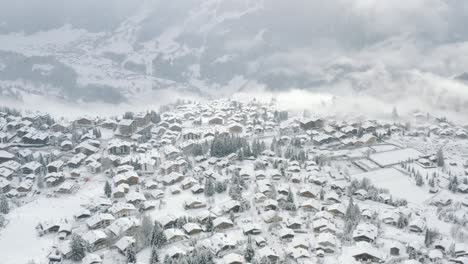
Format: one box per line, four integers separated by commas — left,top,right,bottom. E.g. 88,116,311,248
0,99,468,264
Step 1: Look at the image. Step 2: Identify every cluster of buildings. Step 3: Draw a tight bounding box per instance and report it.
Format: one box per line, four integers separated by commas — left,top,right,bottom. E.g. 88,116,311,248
0,100,468,264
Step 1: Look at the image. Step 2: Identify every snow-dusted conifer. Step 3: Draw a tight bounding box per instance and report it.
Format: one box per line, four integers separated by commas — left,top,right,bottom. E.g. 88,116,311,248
69,234,87,261
0,195,9,214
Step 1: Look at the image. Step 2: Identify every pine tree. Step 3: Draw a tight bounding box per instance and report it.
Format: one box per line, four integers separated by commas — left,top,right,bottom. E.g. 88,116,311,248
37,173,44,189
206,217,214,233
137,214,154,248
127,244,137,264
415,173,424,186
244,236,255,262
285,190,296,211
424,229,431,247
69,234,87,261
163,255,171,264
215,181,227,193
343,197,361,241
228,185,242,201
150,246,159,264
204,178,215,197
270,137,277,151
428,177,435,187
151,222,167,248
437,148,445,167
397,214,408,229
0,195,9,214
449,176,459,192
104,181,112,198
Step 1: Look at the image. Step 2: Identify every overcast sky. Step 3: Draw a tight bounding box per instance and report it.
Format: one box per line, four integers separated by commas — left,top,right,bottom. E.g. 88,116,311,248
1,0,467,75
0,0,468,114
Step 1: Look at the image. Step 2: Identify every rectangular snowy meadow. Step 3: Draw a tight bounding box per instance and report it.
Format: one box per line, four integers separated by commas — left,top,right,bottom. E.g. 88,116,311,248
351,167,431,205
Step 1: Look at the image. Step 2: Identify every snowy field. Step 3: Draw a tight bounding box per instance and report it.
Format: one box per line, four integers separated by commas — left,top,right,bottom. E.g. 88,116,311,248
351,167,432,205
0,178,103,263
369,148,423,167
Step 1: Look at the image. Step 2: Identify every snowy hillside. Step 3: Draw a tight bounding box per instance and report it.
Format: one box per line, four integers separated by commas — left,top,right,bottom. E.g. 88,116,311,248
0,99,468,264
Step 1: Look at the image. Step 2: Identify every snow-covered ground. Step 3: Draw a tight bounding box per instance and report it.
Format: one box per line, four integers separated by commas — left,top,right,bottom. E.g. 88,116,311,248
352,167,432,205
0,176,103,263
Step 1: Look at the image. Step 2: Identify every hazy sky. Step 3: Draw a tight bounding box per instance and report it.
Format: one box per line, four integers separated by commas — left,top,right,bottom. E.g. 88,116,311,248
0,0,467,115
0,0,466,78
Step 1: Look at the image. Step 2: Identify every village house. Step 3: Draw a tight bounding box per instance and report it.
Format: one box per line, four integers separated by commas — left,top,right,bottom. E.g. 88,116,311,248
83,230,107,252
353,222,378,243
351,242,383,263
47,160,64,173
208,116,224,125
164,228,189,244
0,178,11,193
183,222,203,235
74,117,95,127
108,139,131,155
160,161,181,175
228,123,243,134
0,167,14,180
114,236,136,255
299,117,324,130
213,217,234,230
57,180,77,193
117,119,137,136
114,171,139,186
182,130,201,140
409,217,426,233
108,203,136,218
258,247,280,263
184,197,207,209
86,213,115,229
106,217,140,237
21,161,43,175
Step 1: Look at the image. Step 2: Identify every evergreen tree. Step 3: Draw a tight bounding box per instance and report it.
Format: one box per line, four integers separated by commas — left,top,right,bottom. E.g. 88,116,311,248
163,255,171,264
137,214,154,248
449,176,459,192
0,195,9,214
424,229,438,247
437,148,445,167
215,181,227,193
191,144,204,156
415,173,424,186
206,217,214,233
229,211,235,223
343,197,361,241
397,214,408,229
127,244,137,264
151,222,167,248
104,181,112,198
284,190,296,211
244,236,255,262
69,234,87,261
204,178,215,197
228,185,242,201
319,188,325,201
428,177,435,188
37,173,44,189
270,137,277,151
150,246,159,264
237,149,244,161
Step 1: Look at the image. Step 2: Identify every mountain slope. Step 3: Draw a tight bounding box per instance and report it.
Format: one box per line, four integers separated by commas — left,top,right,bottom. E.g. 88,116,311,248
0,0,468,115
